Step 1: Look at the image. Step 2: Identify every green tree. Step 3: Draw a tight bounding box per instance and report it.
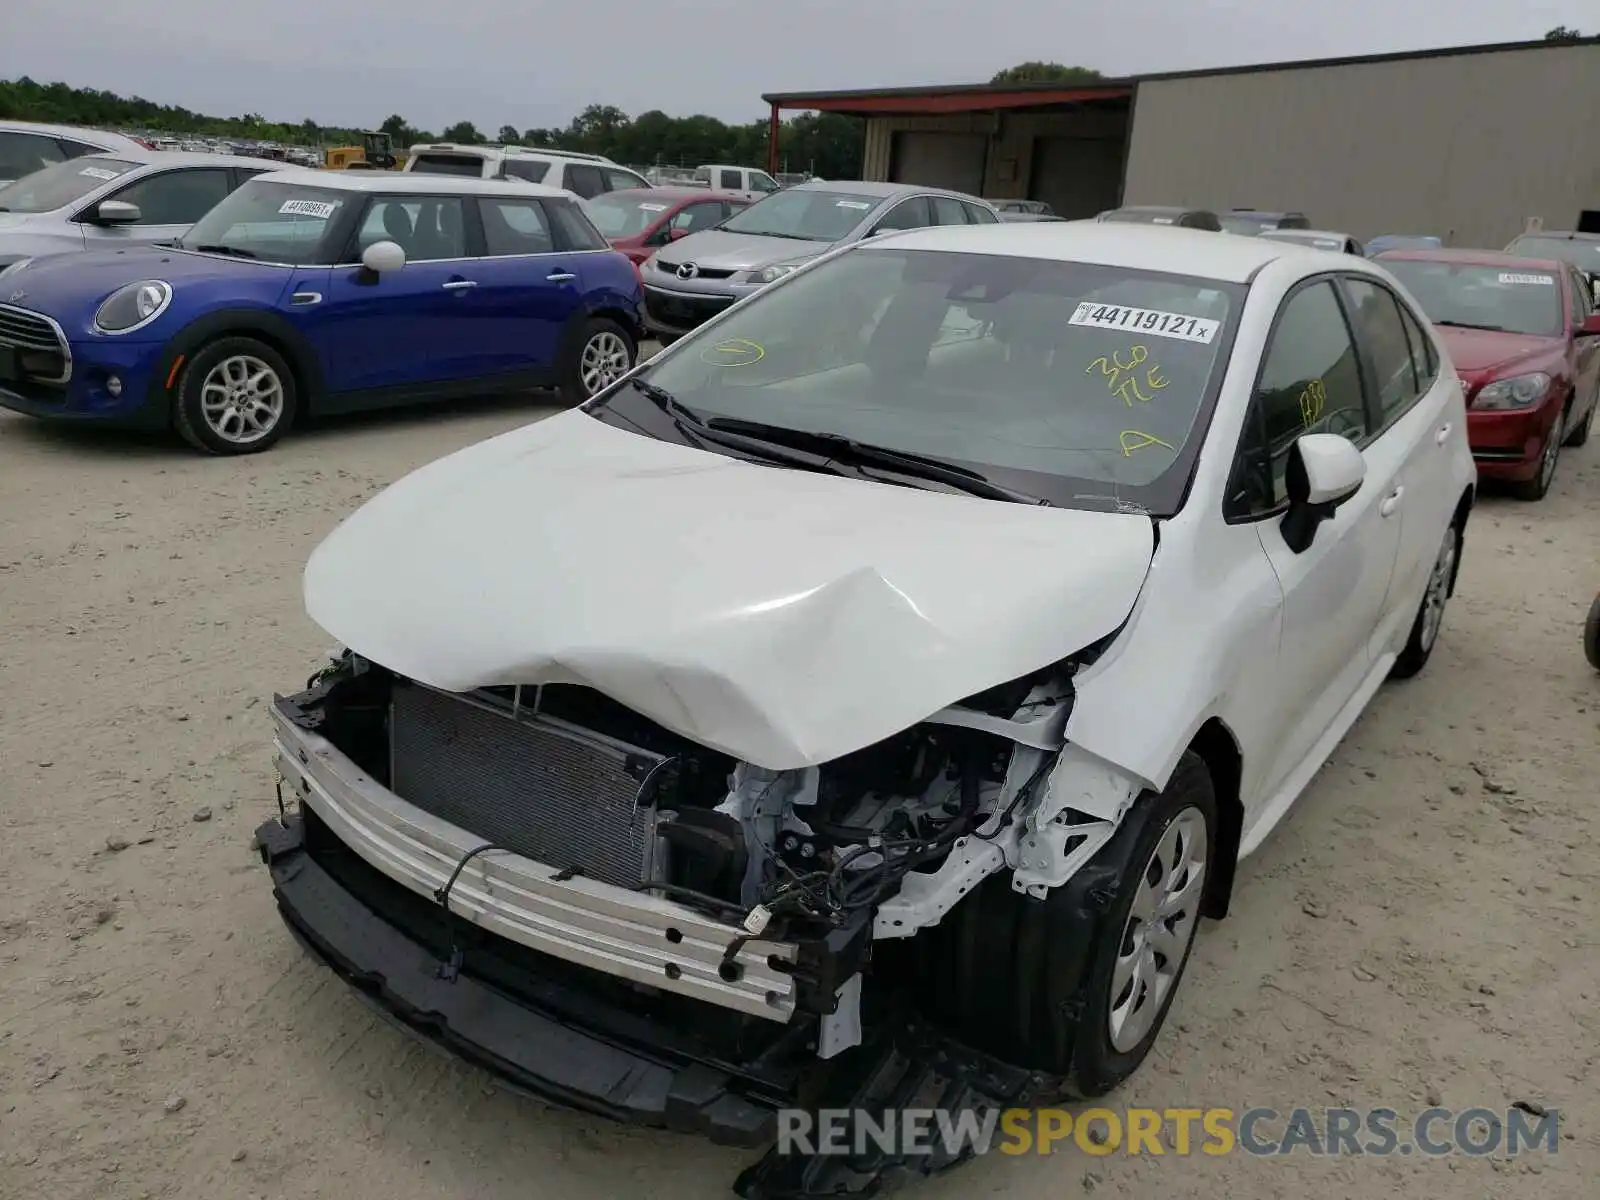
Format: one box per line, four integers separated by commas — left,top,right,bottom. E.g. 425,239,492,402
440,120,484,144
989,62,1103,85
496,125,521,144
1544,25,1583,40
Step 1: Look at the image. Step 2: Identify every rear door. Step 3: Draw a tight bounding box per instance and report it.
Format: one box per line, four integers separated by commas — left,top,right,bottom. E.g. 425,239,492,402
1563,265,1600,425
468,193,591,377
313,193,479,399
83,166,233,246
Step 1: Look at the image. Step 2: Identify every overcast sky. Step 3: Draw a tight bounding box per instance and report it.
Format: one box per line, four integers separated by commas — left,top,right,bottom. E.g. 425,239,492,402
3,0,1591,133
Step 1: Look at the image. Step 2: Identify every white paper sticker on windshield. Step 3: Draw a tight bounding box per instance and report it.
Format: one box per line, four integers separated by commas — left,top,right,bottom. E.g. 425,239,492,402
835,199,871,209
1068,302,1220,344
1498,272,1554,285
79,166,120,181
279,199,339,219
1151,216,1174,225
637,202,669,212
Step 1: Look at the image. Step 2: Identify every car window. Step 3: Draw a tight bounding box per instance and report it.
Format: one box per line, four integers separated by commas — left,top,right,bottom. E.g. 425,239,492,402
1229,280,1368,516
1343,277,1423,424
502,158,551,183
179,179,351,264
1505,235,1600,273
874,196,931,232
750,172,779,193
546,198,609,251
721,189,884,242
1394,300,1439,392
356,196,467,260
717,169,742,190
671,201,725,234
53,137,105,161
564,163,604,199
930,196,969,226
408,153,487,177
962,201,999,225
0,131,69,181
628,246,1244,515
111,168,232,225
1562,266,1590,324
478,196,554,255
586,192,670,238
602,167,645,192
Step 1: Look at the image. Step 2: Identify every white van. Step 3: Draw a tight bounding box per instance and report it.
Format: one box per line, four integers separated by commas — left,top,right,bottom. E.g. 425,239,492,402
404,144,650,199
693,164,781,201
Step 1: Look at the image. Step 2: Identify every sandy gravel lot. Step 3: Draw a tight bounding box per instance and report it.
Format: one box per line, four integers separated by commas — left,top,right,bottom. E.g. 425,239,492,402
1,394,1596,1200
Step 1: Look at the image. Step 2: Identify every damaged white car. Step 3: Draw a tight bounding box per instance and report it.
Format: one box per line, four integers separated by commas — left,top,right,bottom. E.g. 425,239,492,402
256,222,1477,1198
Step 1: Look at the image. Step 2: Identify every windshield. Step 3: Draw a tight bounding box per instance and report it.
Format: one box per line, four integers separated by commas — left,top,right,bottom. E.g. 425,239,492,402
1219,214,1280,235
178,179,351,264
719,190,883,242
1382,260,1564,337
606,247,1242,515
0,156,139,212
585,192,673,238
1505,235,1600,271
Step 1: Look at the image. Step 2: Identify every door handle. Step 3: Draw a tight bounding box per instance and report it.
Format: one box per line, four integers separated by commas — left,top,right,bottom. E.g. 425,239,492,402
1435,422,1452,445
546,271,577,282
1379,487,1404,517
442,279,478,290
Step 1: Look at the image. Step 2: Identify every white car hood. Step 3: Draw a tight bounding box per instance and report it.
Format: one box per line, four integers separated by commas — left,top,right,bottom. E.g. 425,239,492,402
304,411,1155,769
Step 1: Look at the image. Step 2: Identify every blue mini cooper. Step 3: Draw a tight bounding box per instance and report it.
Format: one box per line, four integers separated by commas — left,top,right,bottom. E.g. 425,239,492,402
0,169,645,454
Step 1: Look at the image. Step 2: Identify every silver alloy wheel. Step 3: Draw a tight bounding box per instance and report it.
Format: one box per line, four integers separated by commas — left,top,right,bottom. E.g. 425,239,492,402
1418,525,1458,653
200,354,284,444
1108,807,1208,1054
579,330,632,397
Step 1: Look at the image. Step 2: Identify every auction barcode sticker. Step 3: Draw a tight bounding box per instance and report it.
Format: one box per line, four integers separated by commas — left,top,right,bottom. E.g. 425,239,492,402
1499,272,1554,285
279,199,339,219
79,166,120,181
1068,302,1220,344
637,202,669,212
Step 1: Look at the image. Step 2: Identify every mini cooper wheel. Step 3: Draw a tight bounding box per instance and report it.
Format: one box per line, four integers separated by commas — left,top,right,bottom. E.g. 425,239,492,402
1585,592,1600,672
1391,519,1461,679
174,337,297,456
559,318,635,404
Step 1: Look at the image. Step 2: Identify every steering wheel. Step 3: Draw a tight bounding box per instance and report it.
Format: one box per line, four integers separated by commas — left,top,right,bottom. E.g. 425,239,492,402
1321,407,1366,440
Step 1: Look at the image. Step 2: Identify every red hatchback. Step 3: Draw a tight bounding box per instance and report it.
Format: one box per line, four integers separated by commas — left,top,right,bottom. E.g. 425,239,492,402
1378,249,1600,499
582,187,750,267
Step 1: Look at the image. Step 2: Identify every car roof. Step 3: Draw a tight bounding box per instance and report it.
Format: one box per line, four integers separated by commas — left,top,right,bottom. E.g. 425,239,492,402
252,166,569,198
597,186,746,203
873,221,1299,282
1226,208,1304,218
789,178,983,202
1260,228,1356,243
406,142,617,163
1374,247,1568,271
1508,230,1600,242
108,149,287,169
0,120,148,151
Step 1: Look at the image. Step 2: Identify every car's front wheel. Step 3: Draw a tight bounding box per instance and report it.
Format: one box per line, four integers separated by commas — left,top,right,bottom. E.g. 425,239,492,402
1564,386,1594,447
1585,592,1600,671
559,317,635,404
173,336,297,455
1512,411,1565,500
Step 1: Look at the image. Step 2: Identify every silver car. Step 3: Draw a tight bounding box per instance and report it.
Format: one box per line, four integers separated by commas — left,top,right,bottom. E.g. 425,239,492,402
640,180,999,338
0,150,276,269
0,120,151,188
1257,228,1365,256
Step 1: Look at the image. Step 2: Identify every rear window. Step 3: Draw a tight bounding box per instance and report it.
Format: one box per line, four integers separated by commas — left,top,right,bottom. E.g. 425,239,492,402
408,153,486,177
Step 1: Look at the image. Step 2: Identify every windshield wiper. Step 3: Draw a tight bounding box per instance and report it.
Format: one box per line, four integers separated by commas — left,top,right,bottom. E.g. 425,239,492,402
188,243,257,259
705,416,1051,506
732,230,813,242
625,380,841,472
1434,319,1505,332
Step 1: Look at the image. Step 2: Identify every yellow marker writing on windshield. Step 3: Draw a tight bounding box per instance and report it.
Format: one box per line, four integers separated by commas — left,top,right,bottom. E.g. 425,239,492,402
700,338,766,367
1089,345,1166,406
1120,430,1175,456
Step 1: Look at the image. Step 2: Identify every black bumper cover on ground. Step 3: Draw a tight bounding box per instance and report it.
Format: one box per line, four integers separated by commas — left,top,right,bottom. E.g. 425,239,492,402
257,813,1053,1198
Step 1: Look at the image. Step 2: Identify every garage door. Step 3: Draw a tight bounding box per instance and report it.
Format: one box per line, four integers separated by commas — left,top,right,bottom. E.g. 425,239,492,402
1030,137,1124,220
888,132,986,197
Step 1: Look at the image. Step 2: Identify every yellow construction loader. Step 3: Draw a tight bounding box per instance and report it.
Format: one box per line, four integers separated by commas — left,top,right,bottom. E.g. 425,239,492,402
324,131,406,171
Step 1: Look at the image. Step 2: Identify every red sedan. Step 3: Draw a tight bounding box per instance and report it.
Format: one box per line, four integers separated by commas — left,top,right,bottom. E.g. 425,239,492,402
1378,248,1600,499
582,187,750,267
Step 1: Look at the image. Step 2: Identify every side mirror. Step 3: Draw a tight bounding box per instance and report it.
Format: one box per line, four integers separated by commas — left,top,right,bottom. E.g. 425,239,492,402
94,200,142,225
1579,312,1600,336
1281,433,1366,554
361,240,406,275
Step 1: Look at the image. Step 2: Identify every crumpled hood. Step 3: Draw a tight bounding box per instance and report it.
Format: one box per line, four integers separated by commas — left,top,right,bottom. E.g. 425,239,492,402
656,228,834,272
304,412,1155,769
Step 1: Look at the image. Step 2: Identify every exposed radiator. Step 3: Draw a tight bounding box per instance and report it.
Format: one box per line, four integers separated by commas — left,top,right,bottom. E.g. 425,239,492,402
388,682,666,889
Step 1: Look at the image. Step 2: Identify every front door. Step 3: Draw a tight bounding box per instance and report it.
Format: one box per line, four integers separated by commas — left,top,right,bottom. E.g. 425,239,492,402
313,194,479,401
1234,278,1404,815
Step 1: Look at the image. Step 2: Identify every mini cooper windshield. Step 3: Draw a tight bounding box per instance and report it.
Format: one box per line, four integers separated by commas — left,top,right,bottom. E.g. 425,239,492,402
603,246,1244,514
178,179,353,264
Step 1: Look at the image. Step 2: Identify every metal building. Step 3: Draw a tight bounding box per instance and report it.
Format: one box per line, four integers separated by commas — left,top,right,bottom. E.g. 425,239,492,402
763,35,1600,248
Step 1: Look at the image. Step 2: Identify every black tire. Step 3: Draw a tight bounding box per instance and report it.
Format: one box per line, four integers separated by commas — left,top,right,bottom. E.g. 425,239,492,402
1585,592,1600,672
1512,413,1564,500
898,752,1216,1098
558,317,636,405
1564,390,1594,447
1391,519,1462,680
173,336,297,456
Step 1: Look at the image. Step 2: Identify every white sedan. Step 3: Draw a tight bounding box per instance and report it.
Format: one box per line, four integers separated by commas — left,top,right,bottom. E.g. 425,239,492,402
260,221,1476,1183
